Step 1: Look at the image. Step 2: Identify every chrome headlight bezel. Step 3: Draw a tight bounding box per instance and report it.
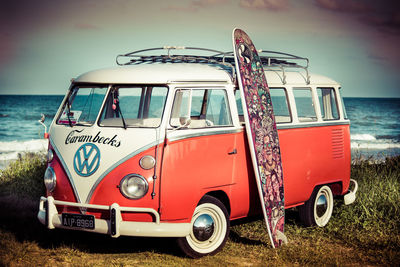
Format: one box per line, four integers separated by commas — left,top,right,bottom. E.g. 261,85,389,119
47,149,54,162
44,166,56,192
119,174,149,200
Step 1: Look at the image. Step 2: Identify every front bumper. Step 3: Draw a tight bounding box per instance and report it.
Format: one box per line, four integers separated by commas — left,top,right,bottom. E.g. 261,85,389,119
37,196,191,238
343,179,358,205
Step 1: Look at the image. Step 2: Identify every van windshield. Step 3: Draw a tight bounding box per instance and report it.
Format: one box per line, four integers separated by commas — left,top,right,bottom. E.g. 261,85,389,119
57,86,108,126
98,86,168,128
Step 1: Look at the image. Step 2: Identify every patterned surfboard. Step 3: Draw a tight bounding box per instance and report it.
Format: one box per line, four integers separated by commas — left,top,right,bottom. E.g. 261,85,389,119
232,28,287,248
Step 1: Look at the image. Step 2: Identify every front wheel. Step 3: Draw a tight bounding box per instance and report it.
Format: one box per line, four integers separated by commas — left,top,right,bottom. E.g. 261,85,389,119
177,195,230,258
299,185,334,227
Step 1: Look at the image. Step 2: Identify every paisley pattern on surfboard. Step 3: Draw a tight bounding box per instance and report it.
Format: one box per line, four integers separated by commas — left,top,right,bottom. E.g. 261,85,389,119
233,29,285,247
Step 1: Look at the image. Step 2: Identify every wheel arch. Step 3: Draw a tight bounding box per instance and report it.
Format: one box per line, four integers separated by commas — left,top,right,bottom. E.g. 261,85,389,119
200,190,231,216
328,181,343,196
307,181,343,201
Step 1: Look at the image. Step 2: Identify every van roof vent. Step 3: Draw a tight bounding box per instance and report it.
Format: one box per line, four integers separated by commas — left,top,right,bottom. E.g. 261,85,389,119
116,46,310,85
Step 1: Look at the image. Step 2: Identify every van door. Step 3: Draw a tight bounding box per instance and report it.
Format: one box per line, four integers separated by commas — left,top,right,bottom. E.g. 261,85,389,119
160,88,238,221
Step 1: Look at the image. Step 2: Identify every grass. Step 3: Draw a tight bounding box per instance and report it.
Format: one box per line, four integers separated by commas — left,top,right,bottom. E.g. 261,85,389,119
0,153,399,266
0,153,46,199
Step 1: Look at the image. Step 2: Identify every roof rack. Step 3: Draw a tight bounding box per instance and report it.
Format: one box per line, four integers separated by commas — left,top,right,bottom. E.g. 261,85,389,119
258,50,310,84
116,46,310,84
116,46,236,80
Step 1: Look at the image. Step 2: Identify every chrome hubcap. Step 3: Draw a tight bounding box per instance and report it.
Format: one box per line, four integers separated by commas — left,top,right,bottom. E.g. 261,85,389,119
193,214,215,241
316,194,328,217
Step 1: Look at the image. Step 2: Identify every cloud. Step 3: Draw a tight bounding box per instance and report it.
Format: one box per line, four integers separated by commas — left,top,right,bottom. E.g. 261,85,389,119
162,5,199,13
192,0,229,7
163,0,229,13
315,0,369,13
239,0,289,11
316,0,400,33
0,33,15,72
312,0,400,68
74,23,100,30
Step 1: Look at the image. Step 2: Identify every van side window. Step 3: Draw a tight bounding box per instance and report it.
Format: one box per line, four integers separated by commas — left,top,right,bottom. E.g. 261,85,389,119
235,88,291,124
293,88,317,122
234,90,244,123
317,88,339,120
270,88,291,123
171,89,232,128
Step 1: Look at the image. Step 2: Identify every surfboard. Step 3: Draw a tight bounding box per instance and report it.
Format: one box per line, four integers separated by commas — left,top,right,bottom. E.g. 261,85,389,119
232,28,287,248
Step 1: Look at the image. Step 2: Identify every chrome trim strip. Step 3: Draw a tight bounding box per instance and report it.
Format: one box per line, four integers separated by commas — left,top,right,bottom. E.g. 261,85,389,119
276,120,350,130
85,140,161,204
167,128,243,142
49,137,82,203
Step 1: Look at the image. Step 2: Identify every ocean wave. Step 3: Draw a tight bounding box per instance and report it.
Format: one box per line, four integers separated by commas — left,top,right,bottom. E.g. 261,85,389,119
350,134,376,141
376,134,400,140
351,141,400,150
0,139,48,161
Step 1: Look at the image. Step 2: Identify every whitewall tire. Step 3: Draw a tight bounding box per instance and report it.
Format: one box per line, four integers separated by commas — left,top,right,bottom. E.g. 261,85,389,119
177,195,230,258
299,185,334,227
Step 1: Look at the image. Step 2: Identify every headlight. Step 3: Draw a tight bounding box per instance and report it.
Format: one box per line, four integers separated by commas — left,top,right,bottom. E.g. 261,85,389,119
44,167,56,192
119,174,148,199
139,155,155,170
47,149,54,162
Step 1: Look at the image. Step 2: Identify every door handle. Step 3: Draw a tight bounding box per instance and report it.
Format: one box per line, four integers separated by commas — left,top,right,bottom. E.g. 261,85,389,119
228,149,237,155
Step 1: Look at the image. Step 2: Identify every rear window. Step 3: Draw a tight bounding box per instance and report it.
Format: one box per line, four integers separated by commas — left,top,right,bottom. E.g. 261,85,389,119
317,88,339,120
339,88,348,119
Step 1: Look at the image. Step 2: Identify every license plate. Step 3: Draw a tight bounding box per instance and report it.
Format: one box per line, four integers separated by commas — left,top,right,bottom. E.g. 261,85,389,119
62,213,95,230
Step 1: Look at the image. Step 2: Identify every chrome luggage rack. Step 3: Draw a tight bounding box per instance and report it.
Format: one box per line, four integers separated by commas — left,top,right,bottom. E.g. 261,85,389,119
257,50,310,84
116,46,310,84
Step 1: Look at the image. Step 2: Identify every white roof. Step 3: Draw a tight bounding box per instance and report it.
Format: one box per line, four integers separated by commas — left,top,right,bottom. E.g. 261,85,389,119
74,63,339,87
265,70,339,86
75,63,233,84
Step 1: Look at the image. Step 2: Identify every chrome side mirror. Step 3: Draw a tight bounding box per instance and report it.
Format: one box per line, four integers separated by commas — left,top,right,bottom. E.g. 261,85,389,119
38,113,48,139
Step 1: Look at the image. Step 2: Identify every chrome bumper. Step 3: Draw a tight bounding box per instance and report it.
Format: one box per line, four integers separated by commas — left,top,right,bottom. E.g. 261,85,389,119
37,196,190,238
343,179,358,205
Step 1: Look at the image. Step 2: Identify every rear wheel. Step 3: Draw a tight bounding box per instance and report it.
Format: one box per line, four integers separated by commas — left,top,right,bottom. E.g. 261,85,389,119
299,185,334,227
177,195,230,258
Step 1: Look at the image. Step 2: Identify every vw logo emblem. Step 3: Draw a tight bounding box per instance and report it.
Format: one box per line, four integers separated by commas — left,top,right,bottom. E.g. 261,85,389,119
73,143,100,177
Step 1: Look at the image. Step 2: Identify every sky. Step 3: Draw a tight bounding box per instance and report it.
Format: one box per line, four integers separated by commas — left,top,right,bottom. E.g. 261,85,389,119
0,0,399,98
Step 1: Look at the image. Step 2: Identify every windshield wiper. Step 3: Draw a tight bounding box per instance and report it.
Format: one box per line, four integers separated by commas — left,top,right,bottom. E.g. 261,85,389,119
117,105,127,129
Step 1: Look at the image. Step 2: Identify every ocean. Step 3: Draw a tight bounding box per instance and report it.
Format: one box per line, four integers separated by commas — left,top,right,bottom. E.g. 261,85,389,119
344,97,400,159
0,95,399,169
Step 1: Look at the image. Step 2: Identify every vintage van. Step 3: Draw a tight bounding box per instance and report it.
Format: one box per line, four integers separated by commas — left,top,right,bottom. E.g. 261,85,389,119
37,47,357,258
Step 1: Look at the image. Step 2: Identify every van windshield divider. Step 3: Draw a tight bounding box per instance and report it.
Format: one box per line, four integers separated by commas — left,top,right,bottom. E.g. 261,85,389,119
65,96,73,127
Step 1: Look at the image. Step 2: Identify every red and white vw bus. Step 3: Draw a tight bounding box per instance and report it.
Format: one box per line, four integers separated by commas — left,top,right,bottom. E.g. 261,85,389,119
38,47,357,258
